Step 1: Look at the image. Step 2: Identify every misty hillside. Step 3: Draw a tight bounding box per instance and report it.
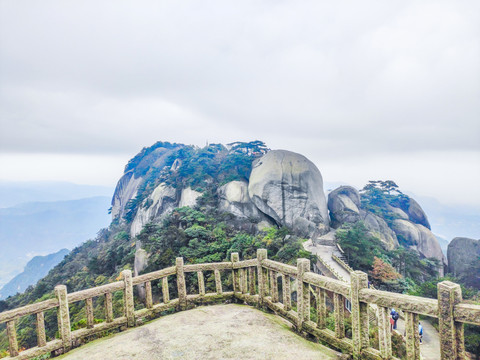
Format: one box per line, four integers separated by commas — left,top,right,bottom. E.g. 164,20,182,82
0,248,69,300
0,181,114,208
0,197,111,288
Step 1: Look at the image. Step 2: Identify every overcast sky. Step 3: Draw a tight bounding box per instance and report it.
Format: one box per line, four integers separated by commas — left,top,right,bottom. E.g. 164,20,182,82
0,0,479,206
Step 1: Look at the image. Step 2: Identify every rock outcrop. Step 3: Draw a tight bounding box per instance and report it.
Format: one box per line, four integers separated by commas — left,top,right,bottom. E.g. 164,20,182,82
179,187,202,208
111,171,143,219
360,212,398,250
248,150,329,238
327,186,361,228
447,237,480,280
392,219,446,275
391,197,430,229
218,181,260,219
327,186,398,250
130,183,177,237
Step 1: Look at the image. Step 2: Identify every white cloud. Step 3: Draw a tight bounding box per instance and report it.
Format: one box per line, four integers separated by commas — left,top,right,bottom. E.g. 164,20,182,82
0,0,479,205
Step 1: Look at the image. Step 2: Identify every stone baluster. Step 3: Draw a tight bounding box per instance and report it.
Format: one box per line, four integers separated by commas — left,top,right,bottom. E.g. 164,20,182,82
248,267,256,295
282,274,291,311
145,281,153,309
257,249,267,304
241,268,248,294
162,276,170,303
55,284,71,351
438,281,465,360
214,269,222,294
334,293,345,339
36,311,47,347
86,297,94,329
350,271,369,359
270,270,279,303
315,287,326,329
405,311,420,360
176,258,187,310
197,271,205,296
378,306,392,358
231,252,240,293
121,270,135,327
6,320,18,356
105,292,113,323
296,258,310,328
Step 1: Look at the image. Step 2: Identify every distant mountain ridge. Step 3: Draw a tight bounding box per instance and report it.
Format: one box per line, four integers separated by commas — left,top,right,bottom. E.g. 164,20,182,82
0,249,70,300
0,196,111,288
0,181,114,208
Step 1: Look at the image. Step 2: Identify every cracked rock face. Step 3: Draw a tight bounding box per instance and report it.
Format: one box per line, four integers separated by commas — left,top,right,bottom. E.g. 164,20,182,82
248,150,329,238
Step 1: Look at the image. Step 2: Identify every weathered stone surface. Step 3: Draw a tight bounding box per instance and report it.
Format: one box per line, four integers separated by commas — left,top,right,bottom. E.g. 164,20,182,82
111,171,143,220
130,183,176,237
179,187,201,208
218,180,259,219
328,186,361,228
360,211,398,250
59,305,340,360
392,219,445,274
248,150,329,237
447,237,480,279
391,197,430,229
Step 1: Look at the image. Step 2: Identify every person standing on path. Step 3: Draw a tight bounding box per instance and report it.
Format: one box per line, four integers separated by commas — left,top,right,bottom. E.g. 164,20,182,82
419,322,423,344
390,308,399,330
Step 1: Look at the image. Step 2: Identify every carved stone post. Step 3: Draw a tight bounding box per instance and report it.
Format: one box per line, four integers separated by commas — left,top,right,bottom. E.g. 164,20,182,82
378,306,392,358
350,271,369,359
270,270,279,302
297,258,310,329
105,292,113,323
197,271,205,296
145,281,153,309
162,276,170,303
36,312,47,347
86,297,94,329
55,285,71,351
231,252,240,294
6,320,18,356
334,293,345,339
257,249,267,304
214,269,223,294
405,311,420,360
315,287,326,329
248,267,256,295
282,274,291,311
176,258,187,310
438,281,465,360
121,270,135,327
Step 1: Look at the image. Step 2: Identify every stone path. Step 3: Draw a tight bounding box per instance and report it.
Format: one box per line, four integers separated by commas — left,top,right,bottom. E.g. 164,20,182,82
58,304,341,360
303,240,351,282
304,239,441,360
395,317,440,360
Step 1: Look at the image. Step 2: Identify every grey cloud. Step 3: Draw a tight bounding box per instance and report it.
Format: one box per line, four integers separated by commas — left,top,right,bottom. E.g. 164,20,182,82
0,1,479,163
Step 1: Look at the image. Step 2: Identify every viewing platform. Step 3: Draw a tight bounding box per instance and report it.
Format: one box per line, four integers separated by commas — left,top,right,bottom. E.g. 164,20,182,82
0,249,479,359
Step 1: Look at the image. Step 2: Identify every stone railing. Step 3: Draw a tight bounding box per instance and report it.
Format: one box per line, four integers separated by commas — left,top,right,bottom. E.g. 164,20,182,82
0,250,479,360
315,254,348,282
332,253,354,274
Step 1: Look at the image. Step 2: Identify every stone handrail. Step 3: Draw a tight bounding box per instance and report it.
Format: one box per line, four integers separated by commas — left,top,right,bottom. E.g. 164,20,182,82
331,253,354,274
314,254,347,282
0,250,478,360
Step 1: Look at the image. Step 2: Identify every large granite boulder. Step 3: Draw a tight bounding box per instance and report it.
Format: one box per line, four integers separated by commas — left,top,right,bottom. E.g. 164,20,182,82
360,211,399,250
447,237,480,280
130,183,176,237
218,181,260,219
392,219,445,275
328,186,361,228
111,171,143,220
390,197,430,229
248,150,329,238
